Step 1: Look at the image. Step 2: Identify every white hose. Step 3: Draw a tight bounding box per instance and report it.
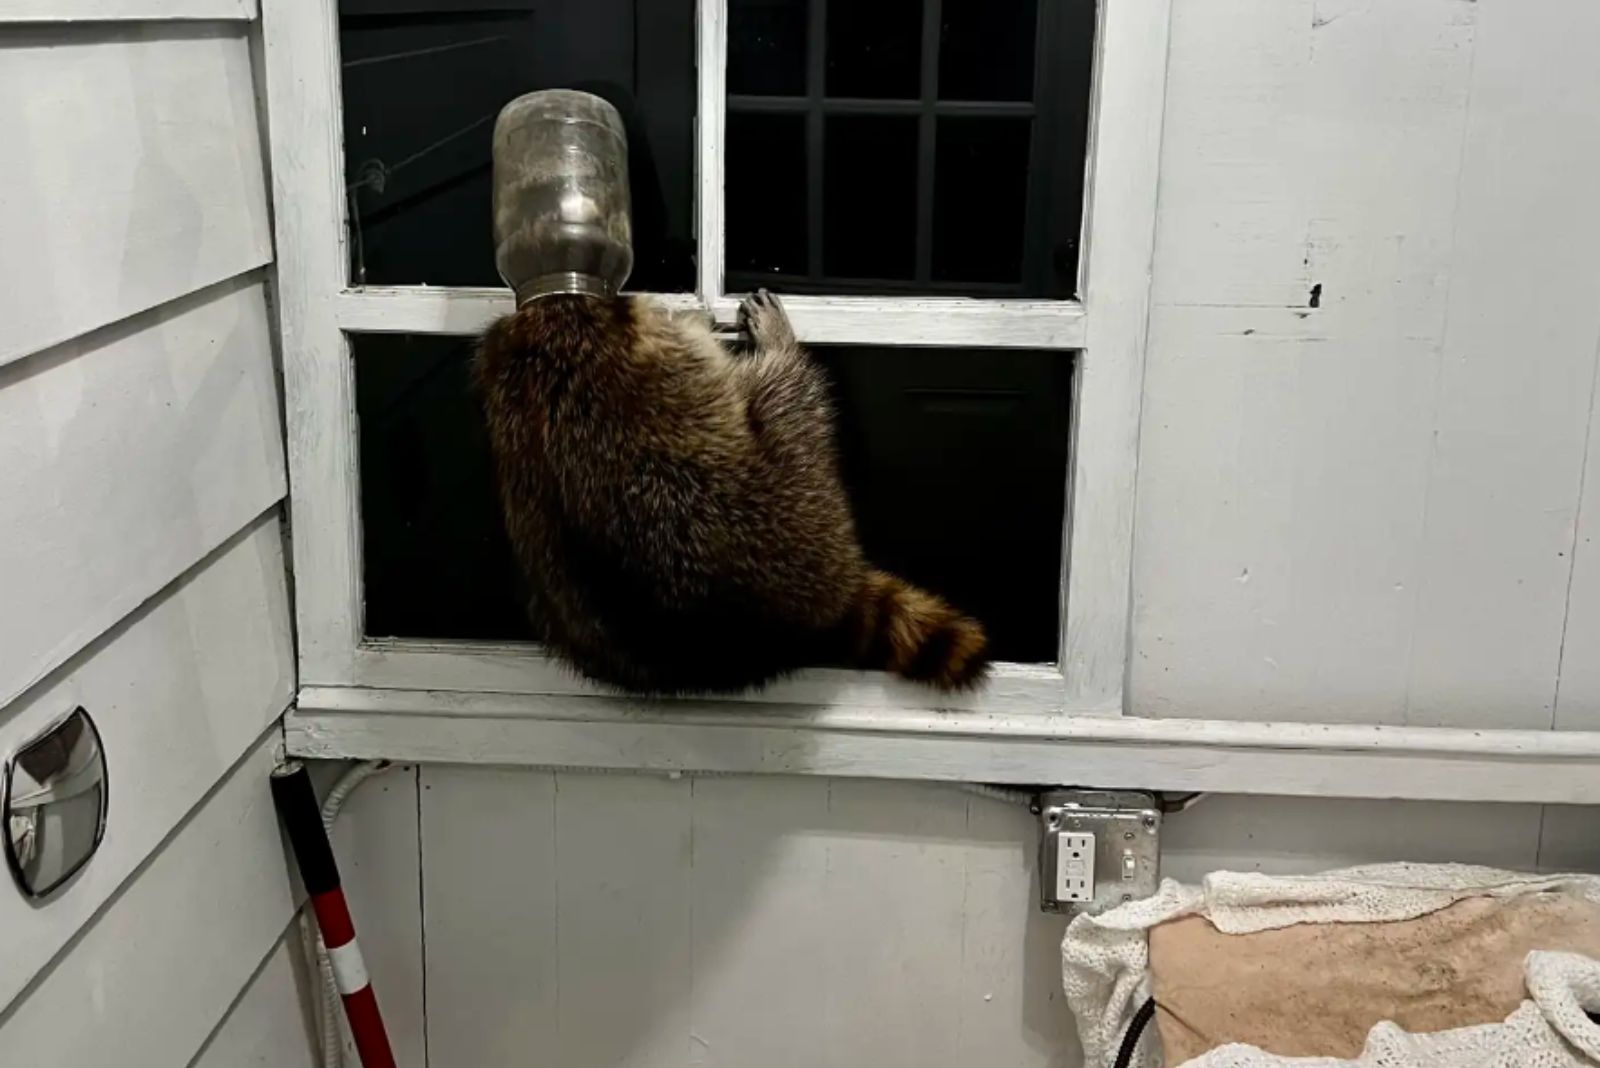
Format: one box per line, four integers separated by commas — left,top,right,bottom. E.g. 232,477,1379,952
305,760,392,1068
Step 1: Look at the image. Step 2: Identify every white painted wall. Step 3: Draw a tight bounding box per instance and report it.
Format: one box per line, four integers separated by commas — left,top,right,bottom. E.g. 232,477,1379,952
324,769,1597,1068
192,932,320,1068
1130,0,1600,729
322,3,1600,1066
0,5,313,1065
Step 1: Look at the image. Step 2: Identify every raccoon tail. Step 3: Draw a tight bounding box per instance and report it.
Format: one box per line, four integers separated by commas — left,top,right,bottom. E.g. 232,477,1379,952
841,569,990,691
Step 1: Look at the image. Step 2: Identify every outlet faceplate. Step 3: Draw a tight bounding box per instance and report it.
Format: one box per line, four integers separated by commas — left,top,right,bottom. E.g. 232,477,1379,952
1055,832,1097,902
1038,790,1160,914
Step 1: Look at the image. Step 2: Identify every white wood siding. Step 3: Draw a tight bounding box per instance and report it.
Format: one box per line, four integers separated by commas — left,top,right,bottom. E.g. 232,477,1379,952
1556,361,1600,730
1130,0,1600,726
190,933,319,1068
0,517,292,1011
0,278,285,710
0,735,299,1067
0,0,255,21
0,23,270,366
0,7,291,1056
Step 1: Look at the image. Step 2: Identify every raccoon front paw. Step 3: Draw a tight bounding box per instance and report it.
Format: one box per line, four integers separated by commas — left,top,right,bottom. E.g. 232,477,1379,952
738,288,796,350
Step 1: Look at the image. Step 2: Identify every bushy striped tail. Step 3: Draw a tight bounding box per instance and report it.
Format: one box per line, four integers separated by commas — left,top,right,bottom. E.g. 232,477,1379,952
841,569,989,691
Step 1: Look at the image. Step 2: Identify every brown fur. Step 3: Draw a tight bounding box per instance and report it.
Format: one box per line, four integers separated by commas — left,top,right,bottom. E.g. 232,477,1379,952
474,289,988,695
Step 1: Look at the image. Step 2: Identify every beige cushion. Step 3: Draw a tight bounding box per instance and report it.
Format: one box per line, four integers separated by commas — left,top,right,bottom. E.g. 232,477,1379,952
1149,891,1600,1065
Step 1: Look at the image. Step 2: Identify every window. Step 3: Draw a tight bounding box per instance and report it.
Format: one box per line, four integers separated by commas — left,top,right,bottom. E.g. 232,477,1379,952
262,0,1600,804
263,0,1169,737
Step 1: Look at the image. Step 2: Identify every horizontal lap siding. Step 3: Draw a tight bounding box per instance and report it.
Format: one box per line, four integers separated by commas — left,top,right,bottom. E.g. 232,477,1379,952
0,277,286,709
0,23,269,367
0,11,295,1060
0,0,256,21
0,736,302,1067
0,517,293,1010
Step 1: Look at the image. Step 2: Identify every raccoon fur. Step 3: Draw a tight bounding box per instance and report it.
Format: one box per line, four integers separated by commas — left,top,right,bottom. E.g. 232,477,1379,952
474,288,988,695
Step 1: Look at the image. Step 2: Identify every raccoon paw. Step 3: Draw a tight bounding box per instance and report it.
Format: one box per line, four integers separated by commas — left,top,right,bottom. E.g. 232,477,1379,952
738,288,796,351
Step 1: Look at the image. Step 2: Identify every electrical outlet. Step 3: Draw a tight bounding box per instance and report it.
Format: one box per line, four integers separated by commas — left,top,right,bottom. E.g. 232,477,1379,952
1038,790,1161,914
1055,832,1096,902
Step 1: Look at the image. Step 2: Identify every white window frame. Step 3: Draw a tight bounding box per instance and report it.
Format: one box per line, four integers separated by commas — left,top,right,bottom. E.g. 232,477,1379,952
260,0,1600,803
266,0,1161,711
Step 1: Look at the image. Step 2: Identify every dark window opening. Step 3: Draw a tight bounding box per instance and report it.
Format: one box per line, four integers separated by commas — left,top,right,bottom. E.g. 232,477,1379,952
338,0,697,291
726,0,1097,299
354,334,1073,664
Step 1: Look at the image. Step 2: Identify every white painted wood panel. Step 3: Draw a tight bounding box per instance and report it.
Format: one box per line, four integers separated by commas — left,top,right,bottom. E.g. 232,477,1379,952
326,764,427,1068
190,932,318,1068
686,776,834,1068
1131,0,1479,724
0,278,286,710
1537,805,1600,875
420,766,558,1066
1557,358,1600,729
552,773,693,1068
407,776,1594,1068
0,0,255,22
1133,311,1441,723
1404,0,1600,730
418,771,1074,1068
0,734,299,1066
1148,0,1475,319
1132,0,1600,728
814,781,1005,1068
0,516,292,1012
0,23,270,365
952,792,1078,1066
1161,795,1544,884
425,773,703,1066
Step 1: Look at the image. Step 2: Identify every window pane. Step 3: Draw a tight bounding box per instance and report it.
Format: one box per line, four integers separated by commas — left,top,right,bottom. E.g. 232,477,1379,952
354,333,1071,665
726,112,809,277
725,0,1098,298
815,345,1072,665
940,0,1038,101
933,116,1032,285
823,115,918,281
339,0,696,291
729,0,807,96
354,333,527,642
826,0,922,100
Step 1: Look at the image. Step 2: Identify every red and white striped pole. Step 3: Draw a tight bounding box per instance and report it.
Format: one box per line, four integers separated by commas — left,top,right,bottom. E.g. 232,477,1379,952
271,760,397,1068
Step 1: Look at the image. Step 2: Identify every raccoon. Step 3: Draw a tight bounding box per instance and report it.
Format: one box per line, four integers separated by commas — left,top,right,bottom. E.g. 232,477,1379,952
474,288,988,695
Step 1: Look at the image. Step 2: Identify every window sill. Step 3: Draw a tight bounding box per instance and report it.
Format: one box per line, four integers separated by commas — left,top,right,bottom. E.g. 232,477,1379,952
285,684,1600,805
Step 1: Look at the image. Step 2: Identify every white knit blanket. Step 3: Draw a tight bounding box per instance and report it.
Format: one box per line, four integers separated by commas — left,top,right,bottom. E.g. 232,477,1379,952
1061,863,1600,1068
